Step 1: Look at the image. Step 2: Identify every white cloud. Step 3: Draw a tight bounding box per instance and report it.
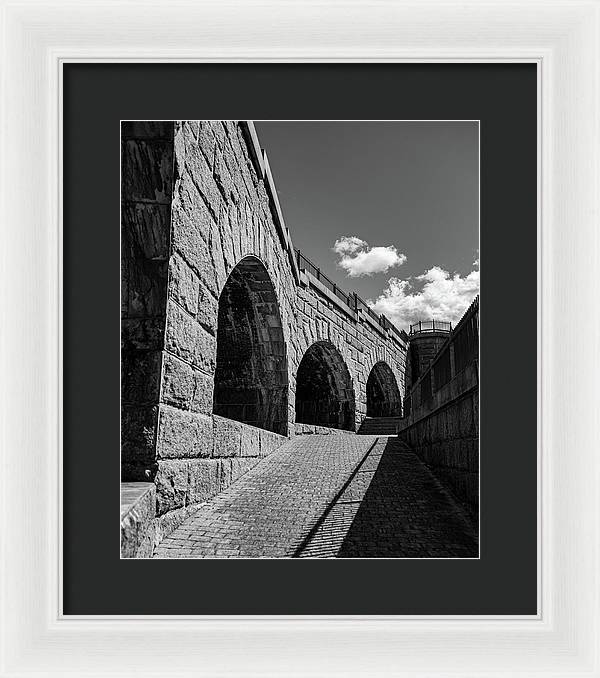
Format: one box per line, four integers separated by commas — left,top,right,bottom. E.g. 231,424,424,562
333,236,367,256
369,265,479,330
333,235,407,277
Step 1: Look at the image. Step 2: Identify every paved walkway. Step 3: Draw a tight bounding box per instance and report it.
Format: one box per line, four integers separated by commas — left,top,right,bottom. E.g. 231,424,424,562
153,435,477,558
297,438,477,558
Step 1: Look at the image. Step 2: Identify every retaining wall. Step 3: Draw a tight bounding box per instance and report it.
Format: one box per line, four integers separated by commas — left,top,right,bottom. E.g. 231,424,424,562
398,300,479,520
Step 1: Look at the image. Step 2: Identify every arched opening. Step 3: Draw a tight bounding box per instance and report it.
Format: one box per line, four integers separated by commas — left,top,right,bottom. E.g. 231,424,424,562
366,361,402,417
295,341,355,431
213,256,288,435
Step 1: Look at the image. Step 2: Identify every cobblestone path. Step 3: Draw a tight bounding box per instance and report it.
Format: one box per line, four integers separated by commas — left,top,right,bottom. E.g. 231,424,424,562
153,435,478,558
297,438,477,558
154,434,380,558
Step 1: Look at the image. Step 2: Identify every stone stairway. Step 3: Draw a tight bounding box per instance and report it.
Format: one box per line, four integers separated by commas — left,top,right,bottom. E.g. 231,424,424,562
357,416,404,435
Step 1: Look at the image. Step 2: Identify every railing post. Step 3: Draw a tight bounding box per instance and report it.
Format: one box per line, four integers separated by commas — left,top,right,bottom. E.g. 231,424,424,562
449,343,456,379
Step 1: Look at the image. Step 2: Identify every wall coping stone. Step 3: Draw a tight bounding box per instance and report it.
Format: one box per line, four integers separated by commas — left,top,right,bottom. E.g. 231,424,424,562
120,482,156,558
302,269,358,320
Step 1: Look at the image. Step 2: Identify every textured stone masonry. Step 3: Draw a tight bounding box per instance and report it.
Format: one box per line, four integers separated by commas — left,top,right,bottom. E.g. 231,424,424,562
398,300,479,520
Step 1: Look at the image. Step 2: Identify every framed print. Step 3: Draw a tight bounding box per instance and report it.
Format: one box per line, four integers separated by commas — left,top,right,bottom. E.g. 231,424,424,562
1,1,599,676
120,117,481,563
68,64,533,616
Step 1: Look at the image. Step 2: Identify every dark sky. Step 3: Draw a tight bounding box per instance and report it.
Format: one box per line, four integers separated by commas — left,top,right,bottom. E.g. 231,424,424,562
255,121,479,330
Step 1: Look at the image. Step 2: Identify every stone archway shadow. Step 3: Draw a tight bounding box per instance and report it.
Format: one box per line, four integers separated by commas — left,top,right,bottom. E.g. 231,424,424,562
213,255,289,435
295,340,356,431
366,361,402,418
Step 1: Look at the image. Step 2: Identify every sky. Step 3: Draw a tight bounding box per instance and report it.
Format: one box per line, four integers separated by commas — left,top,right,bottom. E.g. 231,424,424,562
254,121,479,332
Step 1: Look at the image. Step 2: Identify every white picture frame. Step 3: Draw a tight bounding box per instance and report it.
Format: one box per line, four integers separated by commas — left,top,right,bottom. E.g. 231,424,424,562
1,1,598,675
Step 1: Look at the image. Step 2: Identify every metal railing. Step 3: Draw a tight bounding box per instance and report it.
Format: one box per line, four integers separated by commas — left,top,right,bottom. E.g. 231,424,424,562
295,248,407,341
296,250,353,308
354,292,381,325
409,319,452,335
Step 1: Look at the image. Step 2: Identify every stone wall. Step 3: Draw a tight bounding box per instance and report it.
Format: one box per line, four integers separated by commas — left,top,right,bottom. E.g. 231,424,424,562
398,299,479,520
121,122,174,479
121,120,408,534
294,274,406,430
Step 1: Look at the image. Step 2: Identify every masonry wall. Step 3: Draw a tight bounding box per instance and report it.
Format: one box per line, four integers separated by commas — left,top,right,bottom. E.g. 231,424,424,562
121,122,174,479
294,281,406,428
155,120,296,520
121,120,408,531
398,300,479,520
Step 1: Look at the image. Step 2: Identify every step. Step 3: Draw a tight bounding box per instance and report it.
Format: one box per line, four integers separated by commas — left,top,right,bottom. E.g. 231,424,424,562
357,416,404,435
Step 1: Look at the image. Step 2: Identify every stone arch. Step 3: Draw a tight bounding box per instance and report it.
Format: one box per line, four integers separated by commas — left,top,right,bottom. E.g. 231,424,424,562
295,341,356,431
366,361,402,417
212,255,288,435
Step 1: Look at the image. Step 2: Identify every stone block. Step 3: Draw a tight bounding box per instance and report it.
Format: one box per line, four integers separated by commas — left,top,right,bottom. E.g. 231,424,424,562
260,428,285,456
196,285,218,335
162,353,214,415
154,459,189,515
165,301,216,372
122,317,165,351
157,405,213,459
122,139,173,204
182,120,200,143
187,458,222,505
120,482,156,558
211,121,227,150
170,199,218,287
122,202,170,260
190,370,214,414
212,415,242,457
161,352,195,409
196,122,218,167
214,153,239,204
184,143,222,218
121,404,159,464
122,350,162,404
169,252,199,315
240,423,261,457
121,247,168,318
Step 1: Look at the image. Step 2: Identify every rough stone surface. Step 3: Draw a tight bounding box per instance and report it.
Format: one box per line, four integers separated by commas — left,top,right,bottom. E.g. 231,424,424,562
157,405,213,459
120,482,157,558
399,299,479,519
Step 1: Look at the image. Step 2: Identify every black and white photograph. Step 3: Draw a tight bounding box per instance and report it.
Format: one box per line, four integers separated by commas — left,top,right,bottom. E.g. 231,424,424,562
121,120,480,559
11,1,600,666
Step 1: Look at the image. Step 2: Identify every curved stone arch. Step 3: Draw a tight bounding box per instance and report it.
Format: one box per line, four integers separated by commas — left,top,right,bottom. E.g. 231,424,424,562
294,340,356,431
212,254,289,435
365,361,403,417
292,329,357,402
220,246,295,332
366,343,405,387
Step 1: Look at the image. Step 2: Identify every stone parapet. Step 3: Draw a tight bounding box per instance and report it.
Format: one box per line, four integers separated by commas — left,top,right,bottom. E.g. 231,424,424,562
120,482,156,558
